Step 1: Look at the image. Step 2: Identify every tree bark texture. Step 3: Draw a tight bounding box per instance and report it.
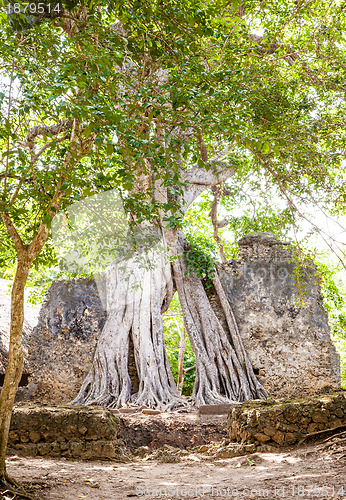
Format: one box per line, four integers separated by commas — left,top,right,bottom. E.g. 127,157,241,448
0,257,30,482
72,242,182,409
172,232,268,406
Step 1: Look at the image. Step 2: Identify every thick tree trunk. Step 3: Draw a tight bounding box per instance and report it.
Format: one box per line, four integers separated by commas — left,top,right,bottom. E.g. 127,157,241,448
72,244,182,409
74,160,267,409
74,225,268,409
0,257,30,484
172,232,268,406
71,259,135,407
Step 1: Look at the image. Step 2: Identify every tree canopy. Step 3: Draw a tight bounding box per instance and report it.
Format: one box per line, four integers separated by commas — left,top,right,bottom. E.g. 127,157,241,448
0,0,345,262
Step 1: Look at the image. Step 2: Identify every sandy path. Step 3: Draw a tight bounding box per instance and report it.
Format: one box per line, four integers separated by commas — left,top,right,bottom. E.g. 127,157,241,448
5,445,346,500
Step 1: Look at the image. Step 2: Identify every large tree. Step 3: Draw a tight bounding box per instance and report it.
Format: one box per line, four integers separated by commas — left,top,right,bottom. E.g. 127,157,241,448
0,0,181,487
72,0,346,408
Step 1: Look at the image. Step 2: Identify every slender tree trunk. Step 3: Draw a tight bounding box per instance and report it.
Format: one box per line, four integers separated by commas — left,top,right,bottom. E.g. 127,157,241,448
0,255,30,484
177,321,186,395
0,210,49,487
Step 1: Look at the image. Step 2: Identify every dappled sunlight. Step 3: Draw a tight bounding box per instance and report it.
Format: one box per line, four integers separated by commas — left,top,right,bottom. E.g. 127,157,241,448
257,453,301,465
6,445,345,500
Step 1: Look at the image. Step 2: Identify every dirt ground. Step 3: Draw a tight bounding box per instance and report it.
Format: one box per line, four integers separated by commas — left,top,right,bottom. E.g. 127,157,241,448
116,410,228,449
4,442,346,500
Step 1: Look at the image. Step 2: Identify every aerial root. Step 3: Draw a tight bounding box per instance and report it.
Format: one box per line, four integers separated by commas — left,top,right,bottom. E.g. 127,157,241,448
0,474,35,500
297,423,346,446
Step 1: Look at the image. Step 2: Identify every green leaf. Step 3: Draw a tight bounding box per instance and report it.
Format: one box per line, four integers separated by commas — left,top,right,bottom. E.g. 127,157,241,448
262,142,270,154
106,143,114,155
41,214,52,226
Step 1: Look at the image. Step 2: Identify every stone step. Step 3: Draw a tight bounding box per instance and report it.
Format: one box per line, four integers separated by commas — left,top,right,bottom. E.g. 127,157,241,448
198,404,235,415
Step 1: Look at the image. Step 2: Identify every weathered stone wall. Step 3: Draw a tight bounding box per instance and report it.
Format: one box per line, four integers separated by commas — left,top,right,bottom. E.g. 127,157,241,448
8,403,123,460
8,403,228,458
27,278,139,403
227,392,346,446
28,278,107,403
210,232,341,399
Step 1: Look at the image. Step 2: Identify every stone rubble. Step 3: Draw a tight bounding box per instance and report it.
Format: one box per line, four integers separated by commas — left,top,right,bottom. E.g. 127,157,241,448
228,392,346,446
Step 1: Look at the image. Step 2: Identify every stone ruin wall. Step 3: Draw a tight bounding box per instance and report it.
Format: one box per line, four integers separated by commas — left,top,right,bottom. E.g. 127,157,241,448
228,392,346,447
26,278,107,403
8,403,123,460
26,278,139,403
0,232,341,404
210,232,341,398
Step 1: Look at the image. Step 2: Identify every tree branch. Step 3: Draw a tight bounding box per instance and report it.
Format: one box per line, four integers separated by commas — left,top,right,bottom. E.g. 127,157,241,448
26,119,73,145
210,184,227,264
180,143,236,212
27,119,80,262
250,34,338,91
0,211,25,255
